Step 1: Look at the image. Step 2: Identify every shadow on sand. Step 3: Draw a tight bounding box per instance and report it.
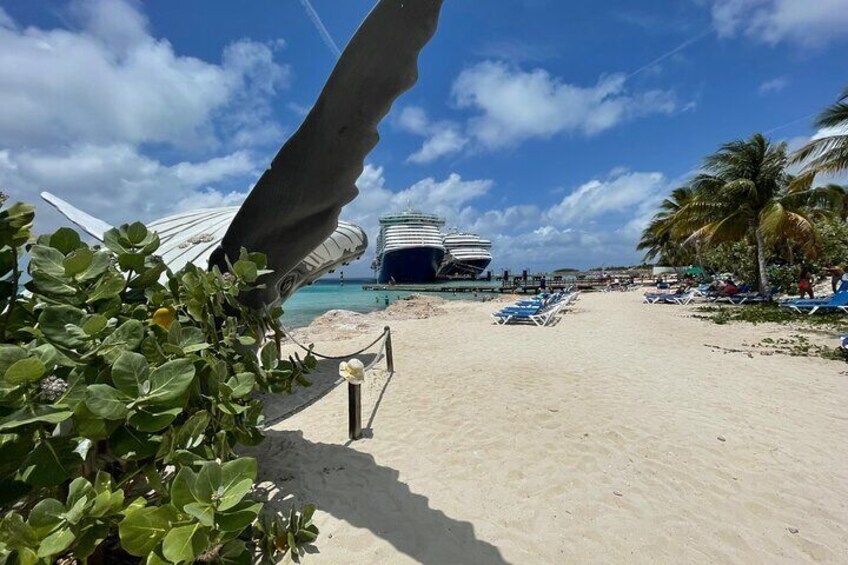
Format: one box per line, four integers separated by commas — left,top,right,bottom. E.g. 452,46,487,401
254,354,509,563
257,430,508,563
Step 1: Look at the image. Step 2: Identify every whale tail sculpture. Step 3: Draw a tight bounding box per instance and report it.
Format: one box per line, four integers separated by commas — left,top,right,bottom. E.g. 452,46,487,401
209,0,445,308
40,191,368,303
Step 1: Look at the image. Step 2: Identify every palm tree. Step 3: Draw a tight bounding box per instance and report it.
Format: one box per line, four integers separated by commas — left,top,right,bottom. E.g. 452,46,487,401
637,186,696,266
679,133,827,294
793,85,848,186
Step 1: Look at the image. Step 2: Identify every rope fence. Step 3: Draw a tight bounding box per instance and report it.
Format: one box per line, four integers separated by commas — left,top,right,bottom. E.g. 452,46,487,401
261,325,394,437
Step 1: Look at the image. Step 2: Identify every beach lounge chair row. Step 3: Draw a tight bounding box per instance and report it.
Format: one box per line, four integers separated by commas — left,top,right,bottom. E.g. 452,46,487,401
779,290,848,315
492,291,578,326
643,291,695,305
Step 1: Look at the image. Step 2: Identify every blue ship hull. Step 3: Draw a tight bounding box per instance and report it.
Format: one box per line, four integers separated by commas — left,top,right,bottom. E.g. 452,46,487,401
378,247,445,284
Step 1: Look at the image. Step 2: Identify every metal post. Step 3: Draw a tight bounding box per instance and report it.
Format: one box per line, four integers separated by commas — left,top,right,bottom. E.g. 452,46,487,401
348,383,361,440
384,326,394,374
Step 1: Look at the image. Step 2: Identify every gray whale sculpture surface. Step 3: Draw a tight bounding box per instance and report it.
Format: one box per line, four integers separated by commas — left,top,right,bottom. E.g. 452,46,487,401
210,0,445,309
40,191,368,304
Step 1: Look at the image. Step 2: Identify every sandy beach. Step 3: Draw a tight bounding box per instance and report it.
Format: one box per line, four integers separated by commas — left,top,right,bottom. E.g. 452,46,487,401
250,292,848,564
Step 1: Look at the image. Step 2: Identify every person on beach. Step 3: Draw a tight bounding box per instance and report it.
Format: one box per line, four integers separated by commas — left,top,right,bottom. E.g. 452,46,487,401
798,267,814,299
718,278,739,297
826,265,845,293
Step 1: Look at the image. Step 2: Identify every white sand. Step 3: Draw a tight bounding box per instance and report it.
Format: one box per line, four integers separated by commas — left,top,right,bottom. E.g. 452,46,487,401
250,292,848,564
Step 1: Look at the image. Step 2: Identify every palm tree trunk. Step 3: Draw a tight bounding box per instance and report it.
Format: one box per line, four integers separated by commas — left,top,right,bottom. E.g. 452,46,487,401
755,227,769,295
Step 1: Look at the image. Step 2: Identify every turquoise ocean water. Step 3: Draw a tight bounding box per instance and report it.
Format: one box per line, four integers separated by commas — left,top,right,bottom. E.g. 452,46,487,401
280,278,497,328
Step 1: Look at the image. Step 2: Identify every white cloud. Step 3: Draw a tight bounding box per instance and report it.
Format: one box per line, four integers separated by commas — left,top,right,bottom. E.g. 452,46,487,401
0,0,291,234
345,165,493,237
0,7,15,29
0,0,289,150
545,170,669,226
452,61,678,149
340,165,672,275
711,0,848,47
758,77,789,95
397,106,469,164
0,144,258,227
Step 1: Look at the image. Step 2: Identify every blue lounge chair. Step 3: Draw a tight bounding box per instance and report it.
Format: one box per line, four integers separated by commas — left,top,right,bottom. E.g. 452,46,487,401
492,299,567,326
780,291,848,315
643,291,694,305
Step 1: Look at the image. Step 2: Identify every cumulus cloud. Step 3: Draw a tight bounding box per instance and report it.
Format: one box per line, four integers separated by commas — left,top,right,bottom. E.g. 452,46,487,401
397,106,468,164
345,165,494,248
0,144,258,227
711,0,848,47
0,0,291,233
545,170,669,226
0,0,289,150
452,61,678,150
340,165,672,274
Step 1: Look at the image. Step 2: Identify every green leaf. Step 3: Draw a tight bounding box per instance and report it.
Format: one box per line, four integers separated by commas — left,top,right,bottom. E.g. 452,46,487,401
76,251,111,282
128,407,182,432
161,523,209,564
100,319,144,364
170,467,198,511
221,458,257,495
85,384,129,420
48,228,83,255
118,252,145,272
111,351,149,397
175,410,209,449
119,505,178,557
144,358,195,404
217,540,250,565
215,501,262,533
66,476,95,510
0,404,72,432
63,248,94,277
73,402,115,440
20,438,81,487
31,270,78,297
86,271,126,303
224,373,255,400
82,314,108,336
184,502,214,527
103,228,130,256
126,222,149,245
110,427,159,460
37,528,75,558
301,504,316,524
27,498,65,537
4,357,45,384
192,461,222,505
0,344,28,376
0,512,38,550
39,305,86,350
260,341,277,371
233,260,258,283
29,245,66,278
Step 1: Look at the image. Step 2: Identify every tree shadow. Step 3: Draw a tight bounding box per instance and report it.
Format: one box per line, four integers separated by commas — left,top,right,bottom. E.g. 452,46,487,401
255,429,510,564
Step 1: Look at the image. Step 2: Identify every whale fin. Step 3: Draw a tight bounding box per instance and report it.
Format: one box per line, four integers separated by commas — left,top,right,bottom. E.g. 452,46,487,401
40,191,113,241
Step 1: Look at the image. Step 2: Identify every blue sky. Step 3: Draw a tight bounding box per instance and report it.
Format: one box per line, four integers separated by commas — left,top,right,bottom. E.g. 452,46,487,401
1,0,847,275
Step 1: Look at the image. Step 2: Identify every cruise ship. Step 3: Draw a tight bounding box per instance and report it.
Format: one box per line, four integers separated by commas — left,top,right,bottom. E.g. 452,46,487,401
373,210,446,283
439,230,493,279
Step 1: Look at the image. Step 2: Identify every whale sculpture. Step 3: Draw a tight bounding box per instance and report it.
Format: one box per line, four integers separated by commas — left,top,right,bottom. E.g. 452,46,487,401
40,191,368,304
209,0,444,308
43,0,444,309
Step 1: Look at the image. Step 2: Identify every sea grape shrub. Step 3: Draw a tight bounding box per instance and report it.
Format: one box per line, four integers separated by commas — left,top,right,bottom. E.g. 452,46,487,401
0,199,319,564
